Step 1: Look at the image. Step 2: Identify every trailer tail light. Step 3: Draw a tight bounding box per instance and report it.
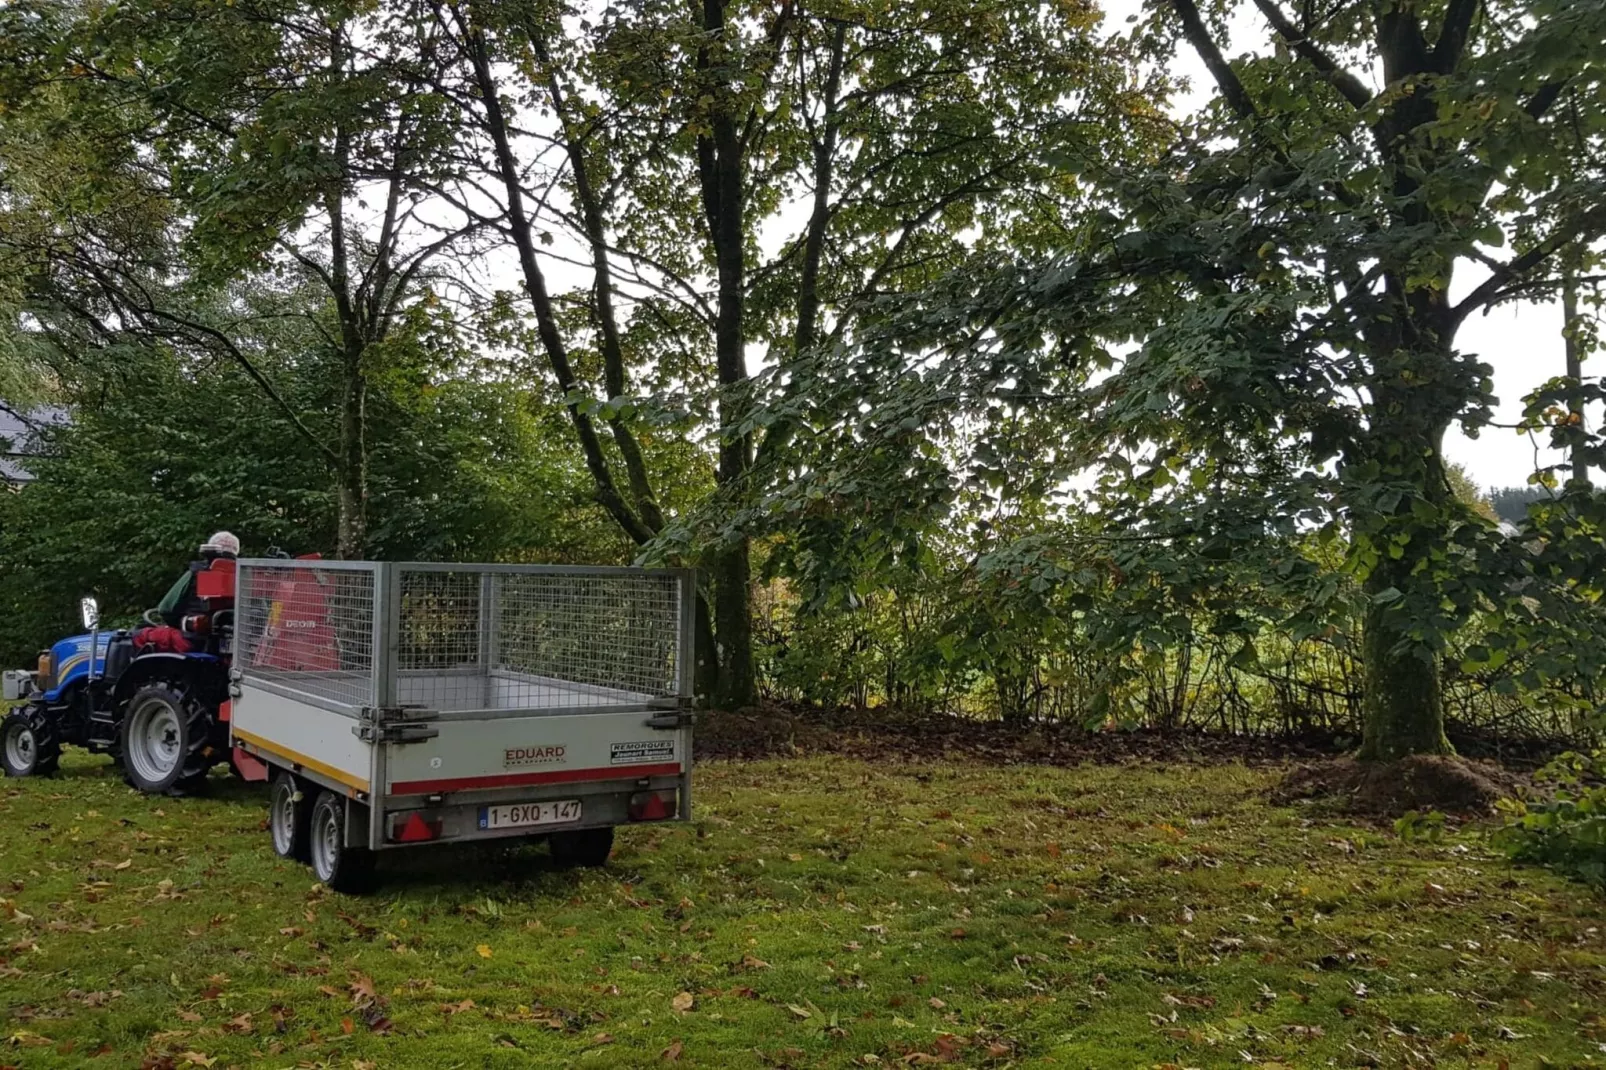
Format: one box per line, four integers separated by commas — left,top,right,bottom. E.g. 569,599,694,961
391,812,442,843
628,789,678,822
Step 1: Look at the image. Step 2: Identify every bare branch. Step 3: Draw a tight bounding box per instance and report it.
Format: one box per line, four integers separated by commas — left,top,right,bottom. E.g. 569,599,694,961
1432,0,1480,72
1170,0,1259,119
1251,0,1372,107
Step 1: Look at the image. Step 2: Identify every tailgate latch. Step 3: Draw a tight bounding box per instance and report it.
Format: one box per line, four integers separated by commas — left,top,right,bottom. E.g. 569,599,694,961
354,707,440,744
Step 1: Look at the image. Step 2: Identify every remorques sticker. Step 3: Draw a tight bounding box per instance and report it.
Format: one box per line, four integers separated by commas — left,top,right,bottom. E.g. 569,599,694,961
610,740,675,765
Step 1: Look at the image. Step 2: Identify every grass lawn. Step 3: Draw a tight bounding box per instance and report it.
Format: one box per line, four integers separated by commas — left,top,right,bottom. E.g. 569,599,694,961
2,750,1603,1069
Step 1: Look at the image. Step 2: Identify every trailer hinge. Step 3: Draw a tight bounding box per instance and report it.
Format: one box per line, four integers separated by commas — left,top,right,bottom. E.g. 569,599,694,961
644,710,696,730
354,707,440,745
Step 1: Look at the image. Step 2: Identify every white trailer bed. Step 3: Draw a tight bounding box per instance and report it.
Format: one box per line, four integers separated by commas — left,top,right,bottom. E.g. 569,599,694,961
226,561,696,889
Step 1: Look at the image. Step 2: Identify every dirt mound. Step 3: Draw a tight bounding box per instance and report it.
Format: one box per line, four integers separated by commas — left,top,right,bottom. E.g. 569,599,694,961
694,704,1339,768
1272,754,1524,817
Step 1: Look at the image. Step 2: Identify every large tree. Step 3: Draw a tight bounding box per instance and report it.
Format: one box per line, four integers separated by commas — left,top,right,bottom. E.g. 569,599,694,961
0,0,481,558
1154,0,1606,758
421,0,1154,705
762,0,1605,752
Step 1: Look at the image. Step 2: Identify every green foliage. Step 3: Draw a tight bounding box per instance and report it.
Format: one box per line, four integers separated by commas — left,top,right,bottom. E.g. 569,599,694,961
1497,751,1606,885
0,326,626,663
1444,462,1497,522
741,0,1606,761
1393,809,1448,844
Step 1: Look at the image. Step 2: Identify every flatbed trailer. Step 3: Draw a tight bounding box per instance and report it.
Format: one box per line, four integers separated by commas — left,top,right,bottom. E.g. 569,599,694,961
227,560,696,890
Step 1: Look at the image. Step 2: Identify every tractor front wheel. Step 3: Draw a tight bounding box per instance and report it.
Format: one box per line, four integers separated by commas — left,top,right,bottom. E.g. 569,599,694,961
120,684,212,796
2,706,60,778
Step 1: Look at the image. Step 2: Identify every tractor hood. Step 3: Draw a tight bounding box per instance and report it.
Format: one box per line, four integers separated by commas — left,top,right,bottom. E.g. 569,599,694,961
41,632,112,702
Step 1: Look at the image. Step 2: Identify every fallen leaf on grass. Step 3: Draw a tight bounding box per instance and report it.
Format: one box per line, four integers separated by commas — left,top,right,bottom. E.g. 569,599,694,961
340,1017,354,1035
176,1010,202,1024
224,1013,252,1035
177,1054,214,1067
352,1061,377,1070
661,1039,683,1061
927,997,945,1009
349,972,379,1006
440,999,475,1017
787,1004,813,1020
475,944,493,959
4,1030,51,1047
592,1033,614,1045
672,991,694,1013
740,954,770,970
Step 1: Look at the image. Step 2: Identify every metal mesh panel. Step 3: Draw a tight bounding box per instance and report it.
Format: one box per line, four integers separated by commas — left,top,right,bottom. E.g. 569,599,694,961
397,567,682,713
235,564,376,709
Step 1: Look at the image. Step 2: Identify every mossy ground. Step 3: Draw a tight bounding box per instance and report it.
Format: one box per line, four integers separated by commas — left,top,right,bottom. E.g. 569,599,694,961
2,751,1602,1068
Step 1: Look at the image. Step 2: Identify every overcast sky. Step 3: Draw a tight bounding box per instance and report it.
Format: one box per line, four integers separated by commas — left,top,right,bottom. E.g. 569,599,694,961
1102,0,1578,493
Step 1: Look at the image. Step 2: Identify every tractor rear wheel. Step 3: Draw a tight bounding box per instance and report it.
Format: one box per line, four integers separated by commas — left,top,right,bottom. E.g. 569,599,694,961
120,684,213,796
2,706,60,778
269,771,312,862
308,790,375,893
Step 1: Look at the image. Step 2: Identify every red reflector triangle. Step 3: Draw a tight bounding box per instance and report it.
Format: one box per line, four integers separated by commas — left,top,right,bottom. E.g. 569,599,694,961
398,813,437,842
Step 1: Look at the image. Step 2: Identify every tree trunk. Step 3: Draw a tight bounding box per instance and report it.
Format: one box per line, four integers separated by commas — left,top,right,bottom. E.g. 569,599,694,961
1356,390,1455,761
335,345,367,560
699,0,757,709
1563,266,1589,487
693,590,719,701
711,547,753,706
1357,561,1452,760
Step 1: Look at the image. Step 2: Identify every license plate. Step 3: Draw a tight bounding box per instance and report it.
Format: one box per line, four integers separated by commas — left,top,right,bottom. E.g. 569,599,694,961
478,799,582,830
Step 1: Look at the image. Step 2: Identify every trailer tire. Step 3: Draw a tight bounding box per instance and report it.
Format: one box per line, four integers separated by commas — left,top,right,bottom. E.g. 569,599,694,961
119,684,213,796
269,771,312,862
548,826,614,868
308,790,374,894
2,706,60,778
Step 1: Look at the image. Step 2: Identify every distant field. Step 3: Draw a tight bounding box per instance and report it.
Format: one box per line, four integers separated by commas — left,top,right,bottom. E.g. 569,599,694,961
1,752,1602,1068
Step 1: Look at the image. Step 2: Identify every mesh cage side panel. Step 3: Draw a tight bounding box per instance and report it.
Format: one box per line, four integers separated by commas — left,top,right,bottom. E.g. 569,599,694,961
235,565,375,708
397,569,681,712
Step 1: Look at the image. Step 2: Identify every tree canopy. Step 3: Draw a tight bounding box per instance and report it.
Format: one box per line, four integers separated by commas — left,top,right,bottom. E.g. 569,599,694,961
1,0,1603,772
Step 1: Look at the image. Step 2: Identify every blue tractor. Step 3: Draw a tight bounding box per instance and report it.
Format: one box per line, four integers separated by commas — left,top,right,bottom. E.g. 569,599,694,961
2,563,237,795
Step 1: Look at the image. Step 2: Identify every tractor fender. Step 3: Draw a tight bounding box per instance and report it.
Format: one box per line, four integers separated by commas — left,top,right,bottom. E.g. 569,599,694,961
111,654,228,708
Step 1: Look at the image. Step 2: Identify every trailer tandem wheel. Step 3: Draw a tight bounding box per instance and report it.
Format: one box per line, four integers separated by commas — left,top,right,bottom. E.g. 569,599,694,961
309,789,375,893
268,770,312,862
